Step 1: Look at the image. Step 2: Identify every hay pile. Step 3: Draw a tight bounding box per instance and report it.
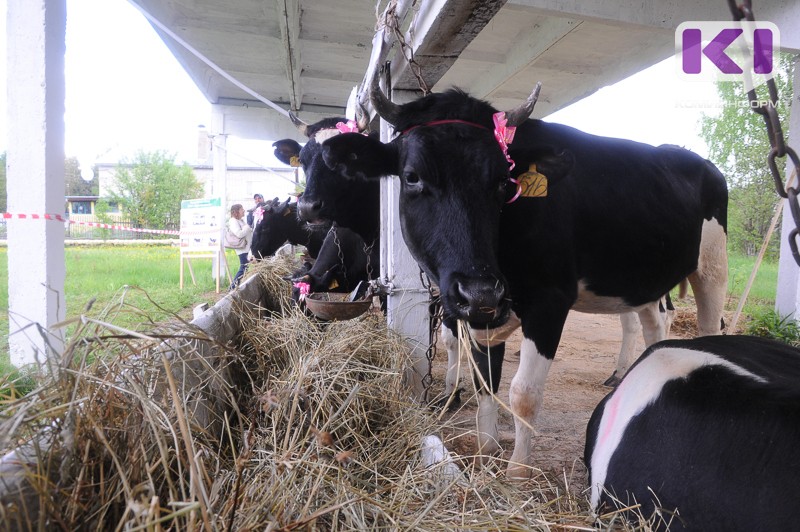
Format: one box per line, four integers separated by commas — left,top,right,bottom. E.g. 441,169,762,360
0,258,649,530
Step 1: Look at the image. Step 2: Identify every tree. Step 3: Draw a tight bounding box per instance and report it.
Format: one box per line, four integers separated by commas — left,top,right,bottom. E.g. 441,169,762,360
64,156,98,197
109,150,203,231
699,54,795,258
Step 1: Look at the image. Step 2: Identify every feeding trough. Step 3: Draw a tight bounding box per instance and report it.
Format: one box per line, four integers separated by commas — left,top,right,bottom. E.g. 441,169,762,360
305,292,372,321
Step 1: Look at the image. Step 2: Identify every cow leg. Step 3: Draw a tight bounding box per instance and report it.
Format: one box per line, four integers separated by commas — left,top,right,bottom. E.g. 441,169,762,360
637,300,668,347
663,293,676,336
428,318,462,412
507,302,569,479
605,312,642,387
689,218,728,335
441,319,460,396
470,340,506,456
468,313,521,458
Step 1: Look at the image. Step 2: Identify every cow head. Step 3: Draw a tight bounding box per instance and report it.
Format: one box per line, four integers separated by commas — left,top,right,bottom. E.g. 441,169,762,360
251,198,300,259
273,115,380,242
320,80,544,327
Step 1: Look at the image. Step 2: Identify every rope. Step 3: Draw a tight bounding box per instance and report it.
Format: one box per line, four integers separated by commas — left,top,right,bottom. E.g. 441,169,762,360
2,212,219,236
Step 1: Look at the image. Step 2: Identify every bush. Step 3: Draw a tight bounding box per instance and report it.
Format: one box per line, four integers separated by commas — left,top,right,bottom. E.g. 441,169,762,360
745,309,800,347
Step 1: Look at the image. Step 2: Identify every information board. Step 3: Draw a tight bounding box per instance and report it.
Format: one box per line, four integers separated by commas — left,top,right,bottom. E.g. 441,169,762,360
179,197,223,250
178,197,230,293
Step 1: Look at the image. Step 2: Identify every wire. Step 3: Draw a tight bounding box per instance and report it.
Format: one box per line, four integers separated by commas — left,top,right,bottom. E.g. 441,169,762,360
127,0,290,118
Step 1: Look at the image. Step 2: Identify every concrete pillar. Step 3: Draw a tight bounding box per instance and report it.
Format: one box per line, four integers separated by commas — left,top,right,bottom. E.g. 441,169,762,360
775,57,800,318
6,0,67,367
210,105,228,281
379,80,430,400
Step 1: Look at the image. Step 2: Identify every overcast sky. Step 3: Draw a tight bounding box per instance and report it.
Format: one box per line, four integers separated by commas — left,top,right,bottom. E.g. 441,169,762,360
0,0,726,175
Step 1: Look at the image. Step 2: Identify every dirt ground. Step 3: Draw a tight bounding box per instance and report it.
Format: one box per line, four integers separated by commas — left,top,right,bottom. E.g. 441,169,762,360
431,309,696,494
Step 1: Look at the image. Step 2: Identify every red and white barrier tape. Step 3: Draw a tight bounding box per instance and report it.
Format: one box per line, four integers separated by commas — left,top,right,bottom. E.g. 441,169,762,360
1,212,217,236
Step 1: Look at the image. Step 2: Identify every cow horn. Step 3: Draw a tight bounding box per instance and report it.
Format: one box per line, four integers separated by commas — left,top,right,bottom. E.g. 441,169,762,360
355,100,370,132
370,72,402,126
504,82,542,127
289,111,310,137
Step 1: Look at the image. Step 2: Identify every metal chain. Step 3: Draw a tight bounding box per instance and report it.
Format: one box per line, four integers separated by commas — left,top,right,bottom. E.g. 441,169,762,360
363,239,376,282
331,224,348,283
382,0,430,95
728,0,800,265
419,268,442,401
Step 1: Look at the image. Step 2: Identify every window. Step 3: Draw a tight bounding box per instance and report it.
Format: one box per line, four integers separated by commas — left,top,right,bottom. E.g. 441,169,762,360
70,201,92,214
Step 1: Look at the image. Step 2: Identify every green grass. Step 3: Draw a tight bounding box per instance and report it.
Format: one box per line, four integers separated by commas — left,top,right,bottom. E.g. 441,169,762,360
0,245,242,377
726,253,779,313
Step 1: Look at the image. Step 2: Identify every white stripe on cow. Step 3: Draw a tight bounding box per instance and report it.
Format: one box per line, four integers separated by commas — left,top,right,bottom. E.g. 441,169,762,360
589,346,767,510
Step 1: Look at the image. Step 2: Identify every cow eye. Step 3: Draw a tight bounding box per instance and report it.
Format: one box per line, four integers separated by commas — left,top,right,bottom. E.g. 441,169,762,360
403,171,420,185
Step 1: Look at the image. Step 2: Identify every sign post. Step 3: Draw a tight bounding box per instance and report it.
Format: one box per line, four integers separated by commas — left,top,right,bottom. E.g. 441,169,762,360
179,197,230,292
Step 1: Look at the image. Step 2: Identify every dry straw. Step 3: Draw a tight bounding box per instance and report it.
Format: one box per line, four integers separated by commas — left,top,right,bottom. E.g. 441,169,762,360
0,257,656,530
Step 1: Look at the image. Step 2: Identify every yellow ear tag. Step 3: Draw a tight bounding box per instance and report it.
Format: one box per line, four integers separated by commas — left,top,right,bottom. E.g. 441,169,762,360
517,163,547,198
328,279,340,290
289,155,301,167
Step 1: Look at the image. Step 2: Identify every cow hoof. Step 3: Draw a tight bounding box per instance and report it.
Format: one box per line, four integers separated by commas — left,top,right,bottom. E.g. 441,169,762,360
429,388,463,413
476,439,501,459
506,462,533,480
603,372,621,388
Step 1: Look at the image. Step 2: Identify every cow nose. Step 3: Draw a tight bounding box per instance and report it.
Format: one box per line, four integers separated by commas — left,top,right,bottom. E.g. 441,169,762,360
298,198,323,222
452,277,506,324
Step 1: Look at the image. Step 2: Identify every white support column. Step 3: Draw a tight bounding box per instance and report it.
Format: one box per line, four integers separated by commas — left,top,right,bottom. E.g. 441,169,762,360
7,0,67,367
210,105,228,281
776,58,800,318
380,82,430,400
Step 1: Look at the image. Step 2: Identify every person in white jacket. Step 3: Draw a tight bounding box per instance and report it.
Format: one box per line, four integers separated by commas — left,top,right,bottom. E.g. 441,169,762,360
227,203,253,289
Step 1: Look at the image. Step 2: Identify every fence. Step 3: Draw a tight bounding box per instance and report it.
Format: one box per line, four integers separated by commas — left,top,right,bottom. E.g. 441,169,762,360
0,214,178,241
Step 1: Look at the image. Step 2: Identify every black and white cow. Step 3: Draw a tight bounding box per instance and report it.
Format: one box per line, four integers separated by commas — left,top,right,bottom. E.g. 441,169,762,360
321,79,728,477
272,114,674,403
585,335,800,531
250,198,325,260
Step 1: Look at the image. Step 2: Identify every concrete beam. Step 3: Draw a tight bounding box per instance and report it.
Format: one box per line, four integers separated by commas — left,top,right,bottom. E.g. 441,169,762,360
390,0,508,91
469,17,580,99
6,0,67,367
273,0,303,110
508,0,800,51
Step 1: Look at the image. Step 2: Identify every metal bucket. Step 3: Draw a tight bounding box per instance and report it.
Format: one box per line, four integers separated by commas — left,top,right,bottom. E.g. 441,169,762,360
304,292,372,321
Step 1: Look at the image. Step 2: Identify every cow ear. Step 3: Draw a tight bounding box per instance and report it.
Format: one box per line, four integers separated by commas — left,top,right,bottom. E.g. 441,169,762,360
321,133,397,180
515,147,574,186
273,139,302,166
537,149,574,186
